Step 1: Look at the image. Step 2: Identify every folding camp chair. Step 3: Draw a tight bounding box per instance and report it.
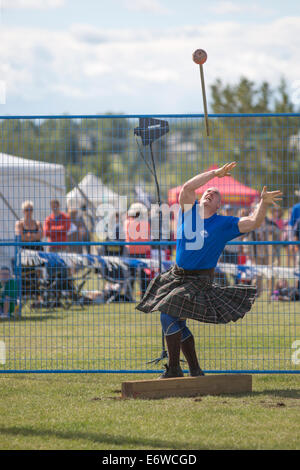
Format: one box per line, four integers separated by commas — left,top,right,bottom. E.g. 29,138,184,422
97,256,134,303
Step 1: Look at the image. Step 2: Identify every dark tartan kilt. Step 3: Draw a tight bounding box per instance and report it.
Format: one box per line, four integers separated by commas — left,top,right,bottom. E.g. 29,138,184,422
136,264,257,324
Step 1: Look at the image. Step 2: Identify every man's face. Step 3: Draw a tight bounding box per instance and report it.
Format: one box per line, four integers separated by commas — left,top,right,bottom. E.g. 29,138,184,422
0,269,10,283
200,188,221,213
51,202,60,214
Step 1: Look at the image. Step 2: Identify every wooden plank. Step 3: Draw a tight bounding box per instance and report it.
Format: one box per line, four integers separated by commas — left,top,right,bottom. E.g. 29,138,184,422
121,374,252,399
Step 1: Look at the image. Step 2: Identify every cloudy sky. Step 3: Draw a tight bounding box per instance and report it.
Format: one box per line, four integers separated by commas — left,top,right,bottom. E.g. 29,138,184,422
0,0,299,115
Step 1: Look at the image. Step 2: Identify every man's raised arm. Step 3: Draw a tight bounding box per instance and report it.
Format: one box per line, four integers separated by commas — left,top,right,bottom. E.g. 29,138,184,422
238,186,283,233
179,162,237,211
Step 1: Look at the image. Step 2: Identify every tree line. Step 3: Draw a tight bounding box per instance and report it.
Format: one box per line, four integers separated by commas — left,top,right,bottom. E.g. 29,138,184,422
0,78,299,202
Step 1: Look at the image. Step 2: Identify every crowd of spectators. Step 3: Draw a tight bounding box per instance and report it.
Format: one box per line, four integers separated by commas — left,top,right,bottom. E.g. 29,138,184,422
15,199,91,255
1,196,299,318
219,201,300,299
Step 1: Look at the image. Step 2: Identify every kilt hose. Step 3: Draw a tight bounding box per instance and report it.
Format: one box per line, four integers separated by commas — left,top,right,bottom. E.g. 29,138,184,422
136,264,257,324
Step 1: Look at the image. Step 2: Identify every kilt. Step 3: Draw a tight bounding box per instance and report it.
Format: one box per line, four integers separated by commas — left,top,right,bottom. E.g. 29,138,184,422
136,264,257,324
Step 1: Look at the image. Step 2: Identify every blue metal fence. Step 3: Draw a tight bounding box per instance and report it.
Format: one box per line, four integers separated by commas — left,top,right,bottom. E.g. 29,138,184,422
0,113,299,373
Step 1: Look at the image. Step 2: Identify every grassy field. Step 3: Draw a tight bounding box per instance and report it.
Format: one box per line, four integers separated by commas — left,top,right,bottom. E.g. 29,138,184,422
0,287,299,449
0,288,299,372
0,373,299,450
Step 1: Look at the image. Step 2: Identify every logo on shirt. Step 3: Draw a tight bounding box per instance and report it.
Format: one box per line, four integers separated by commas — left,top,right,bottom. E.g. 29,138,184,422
200,230,209,238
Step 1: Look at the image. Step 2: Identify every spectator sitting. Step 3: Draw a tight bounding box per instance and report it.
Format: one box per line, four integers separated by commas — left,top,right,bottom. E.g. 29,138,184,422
271,279,299,301
0,266,18,319
15,200,43,251
67,207,89,254
44,200,71,252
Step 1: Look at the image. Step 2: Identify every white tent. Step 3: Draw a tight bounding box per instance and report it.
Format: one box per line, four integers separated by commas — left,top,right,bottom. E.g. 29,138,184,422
66,173,122,210
0,153,66,266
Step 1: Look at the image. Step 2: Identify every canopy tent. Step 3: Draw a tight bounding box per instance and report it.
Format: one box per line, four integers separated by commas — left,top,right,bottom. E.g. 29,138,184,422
66,173,122,211
168,165,259,207
0,152,66,266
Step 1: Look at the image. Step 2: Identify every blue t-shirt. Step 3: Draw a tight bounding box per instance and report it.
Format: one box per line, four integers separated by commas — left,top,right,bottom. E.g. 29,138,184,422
176,200,242,269
289,203,300,227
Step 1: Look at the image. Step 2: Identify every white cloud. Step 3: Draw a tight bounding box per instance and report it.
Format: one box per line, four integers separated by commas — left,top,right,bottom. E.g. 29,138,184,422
0,17,299,113
122,0,170,14
2,0,65,9
211,1,241,14
211,1,273,16
129,68,179,83
84,63,112,77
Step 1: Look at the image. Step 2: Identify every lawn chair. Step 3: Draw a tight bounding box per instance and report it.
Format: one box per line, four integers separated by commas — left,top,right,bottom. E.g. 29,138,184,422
97,256,134,303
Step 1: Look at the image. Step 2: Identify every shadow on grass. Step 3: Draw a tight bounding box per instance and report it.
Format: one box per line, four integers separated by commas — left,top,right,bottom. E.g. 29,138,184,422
3,314,67,323
0,425,201,450
213,388,300,400
249,388,300,399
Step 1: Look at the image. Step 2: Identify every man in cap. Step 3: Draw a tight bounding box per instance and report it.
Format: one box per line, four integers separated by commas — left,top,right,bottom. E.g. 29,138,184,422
124,202,151,296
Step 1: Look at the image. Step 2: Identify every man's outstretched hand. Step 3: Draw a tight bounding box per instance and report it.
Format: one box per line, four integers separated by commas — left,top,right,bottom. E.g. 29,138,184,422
214,162,237,178
261,186,283,207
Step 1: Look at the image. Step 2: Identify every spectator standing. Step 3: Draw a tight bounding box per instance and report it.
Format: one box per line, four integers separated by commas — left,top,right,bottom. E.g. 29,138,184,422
44,200,71,252
287,198,300,268
15,201,43,302
104,212,125,257
15,201,43,251
270,207,286,266
0,266,18,319
80,204,95,254
289,198,300,230
220,205,239,264
124,203,151,296
150,204,172,262
249,215,280,296
67,207,89,254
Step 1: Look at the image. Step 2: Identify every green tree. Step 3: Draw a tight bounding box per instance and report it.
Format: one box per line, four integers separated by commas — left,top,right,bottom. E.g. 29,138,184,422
210,77,299,198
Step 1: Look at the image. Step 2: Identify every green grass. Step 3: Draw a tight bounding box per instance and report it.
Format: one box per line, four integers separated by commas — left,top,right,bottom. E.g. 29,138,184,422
0,286,299,449
0,374,299,450
0,289,299,372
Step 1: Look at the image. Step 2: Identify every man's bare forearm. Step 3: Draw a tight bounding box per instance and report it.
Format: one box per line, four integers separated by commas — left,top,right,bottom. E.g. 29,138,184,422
182,169,216,192
249,200,269,229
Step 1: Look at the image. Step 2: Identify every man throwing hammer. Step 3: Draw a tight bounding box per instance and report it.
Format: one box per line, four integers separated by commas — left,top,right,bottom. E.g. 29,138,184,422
136,162,282,378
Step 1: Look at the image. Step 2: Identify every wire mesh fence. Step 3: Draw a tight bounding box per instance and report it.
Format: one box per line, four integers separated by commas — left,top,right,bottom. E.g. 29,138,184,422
0,113,299,373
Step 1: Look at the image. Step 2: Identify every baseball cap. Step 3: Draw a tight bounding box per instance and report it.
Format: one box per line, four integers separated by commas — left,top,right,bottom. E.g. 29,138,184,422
128,202,148,217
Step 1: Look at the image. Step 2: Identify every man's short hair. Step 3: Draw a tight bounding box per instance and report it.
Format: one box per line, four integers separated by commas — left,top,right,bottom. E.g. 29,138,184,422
50,199,60,206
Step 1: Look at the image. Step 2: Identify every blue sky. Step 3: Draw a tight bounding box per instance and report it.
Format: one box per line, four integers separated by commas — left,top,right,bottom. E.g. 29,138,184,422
1,0,299,115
